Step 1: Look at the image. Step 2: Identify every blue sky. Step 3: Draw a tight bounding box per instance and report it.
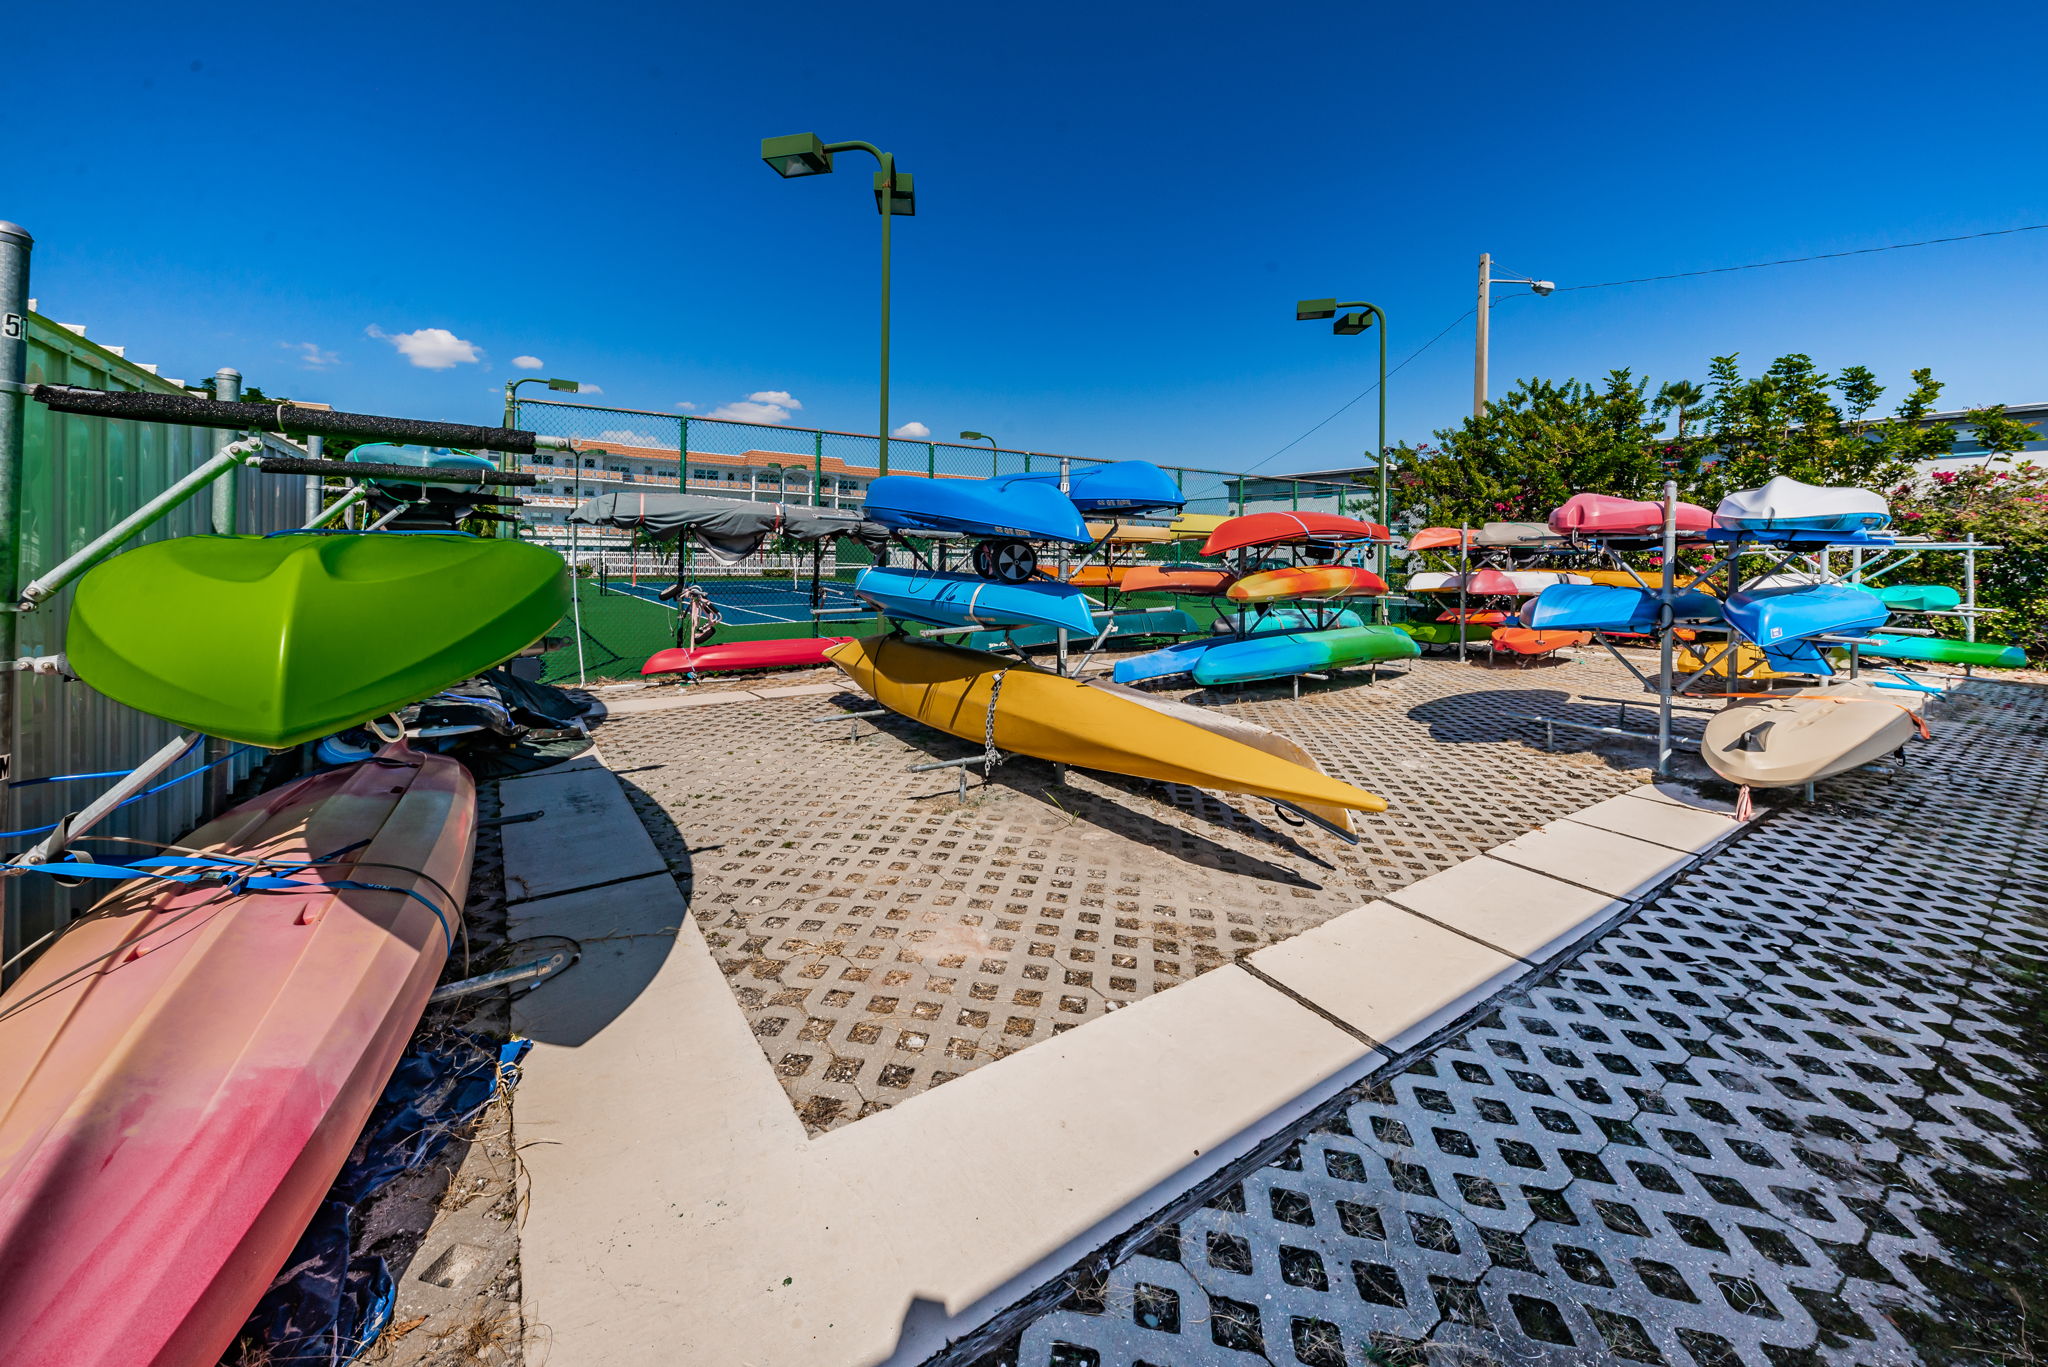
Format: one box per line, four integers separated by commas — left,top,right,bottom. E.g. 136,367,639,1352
14,0,2047,474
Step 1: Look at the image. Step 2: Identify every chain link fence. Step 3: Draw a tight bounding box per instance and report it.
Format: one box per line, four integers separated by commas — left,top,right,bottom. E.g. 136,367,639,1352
512,399,1380,683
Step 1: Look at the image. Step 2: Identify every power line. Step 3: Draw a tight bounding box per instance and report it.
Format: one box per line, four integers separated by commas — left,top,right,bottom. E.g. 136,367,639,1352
1557,222,2048,292
1252,220,2048,471
1244,306,1480,473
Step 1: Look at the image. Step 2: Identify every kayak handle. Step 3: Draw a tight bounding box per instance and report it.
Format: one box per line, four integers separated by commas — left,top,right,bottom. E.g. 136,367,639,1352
31,384,573,456
256,455,537,487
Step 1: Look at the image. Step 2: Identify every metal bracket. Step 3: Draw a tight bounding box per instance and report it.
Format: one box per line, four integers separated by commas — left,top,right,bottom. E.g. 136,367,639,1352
427,946,578,1003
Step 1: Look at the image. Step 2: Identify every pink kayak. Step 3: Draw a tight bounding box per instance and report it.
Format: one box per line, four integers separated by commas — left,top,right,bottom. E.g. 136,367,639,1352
1550,492,1713,535
0,743,474,1367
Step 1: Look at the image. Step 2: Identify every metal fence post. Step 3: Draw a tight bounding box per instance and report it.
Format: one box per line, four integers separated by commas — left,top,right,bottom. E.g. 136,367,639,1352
304,433,326,523
209,367,241,535
812,430,824,507
0,222,32,959
1963,534,1978,642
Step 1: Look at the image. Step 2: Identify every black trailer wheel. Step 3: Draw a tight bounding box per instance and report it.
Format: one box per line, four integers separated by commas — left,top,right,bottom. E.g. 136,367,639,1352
983,539,1038,583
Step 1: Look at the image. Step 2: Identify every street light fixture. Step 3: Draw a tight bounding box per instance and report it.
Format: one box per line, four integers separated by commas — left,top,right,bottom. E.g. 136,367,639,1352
960,430,999,476
1474,254,1555,415
761,131,915,477
1294,297,1390,609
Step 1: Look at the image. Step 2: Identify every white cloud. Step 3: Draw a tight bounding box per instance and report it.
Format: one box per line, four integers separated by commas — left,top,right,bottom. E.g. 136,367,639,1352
705,389,804,424
511,355,544,370
576,383,603,395
598,428,669,447
365,324,484,370
280,340,341,369
891,421,931,439
675,401,698,411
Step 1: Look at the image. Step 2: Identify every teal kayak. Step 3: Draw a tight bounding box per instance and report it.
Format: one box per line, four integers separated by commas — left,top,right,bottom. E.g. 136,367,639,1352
1191,625,1420,686
67,532,569,747
1843,634,2026,669
1877,584,1962,612
954,607,1197,651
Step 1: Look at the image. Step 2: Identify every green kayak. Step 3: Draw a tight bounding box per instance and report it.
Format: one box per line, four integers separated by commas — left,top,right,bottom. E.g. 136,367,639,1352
1877,584,1962,612
1840,633,2026,670
68,532,569,747
1397,620,1495,646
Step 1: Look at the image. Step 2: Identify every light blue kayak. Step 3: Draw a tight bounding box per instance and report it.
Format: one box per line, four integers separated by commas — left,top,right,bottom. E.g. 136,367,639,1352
1878,584,1961,612
863,475,1090,543
955,607,1197,651
1003,461,1186,515
1725,583,1888,673
1218,606,1366,633
1528,584,1723,632
1190,626,1420,686
853,566,1098,634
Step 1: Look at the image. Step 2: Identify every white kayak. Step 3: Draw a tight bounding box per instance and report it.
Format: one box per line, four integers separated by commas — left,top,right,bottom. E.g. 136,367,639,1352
1715,476,1890,534
1701,681,1924,789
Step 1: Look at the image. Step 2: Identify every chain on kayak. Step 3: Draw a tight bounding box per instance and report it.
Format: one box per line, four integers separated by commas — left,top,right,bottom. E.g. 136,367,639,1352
982,670,1009,771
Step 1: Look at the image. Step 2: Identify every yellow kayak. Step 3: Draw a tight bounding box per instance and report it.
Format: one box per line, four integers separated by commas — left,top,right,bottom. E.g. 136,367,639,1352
1677,640,1798,681
1084,521,1176,544
826,635,1388,815
1167,512,1228,541
1527,566,1723,595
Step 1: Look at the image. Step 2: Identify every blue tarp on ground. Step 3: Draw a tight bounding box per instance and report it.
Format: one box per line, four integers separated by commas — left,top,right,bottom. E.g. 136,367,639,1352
231,1033,531,1365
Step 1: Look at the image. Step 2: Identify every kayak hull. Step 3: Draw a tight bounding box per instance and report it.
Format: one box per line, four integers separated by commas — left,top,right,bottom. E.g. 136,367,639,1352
1227,566,1388,602
0,744,473,1367
1528,584,1724,632
863,475,1090,543
1877,584,1961,612
1847,634,2027,670
1398,620,1496,645
1702,683,1922,788
1491,628,1591,656
643,636,854,676
854,567,1098,634
1201,512,1389,556
66,533,569,748
1725,584,1889,672
827,635,1387,813
1190,626,1420,685
957,608,1196,651
1550,493,1713,535
1714,476,1891,534
1006,462,1185,515
1121,566,1237,596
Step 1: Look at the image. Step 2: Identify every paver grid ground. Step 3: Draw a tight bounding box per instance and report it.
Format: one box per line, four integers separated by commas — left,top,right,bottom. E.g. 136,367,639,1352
969,677,2048,1367
593,651,1683,1134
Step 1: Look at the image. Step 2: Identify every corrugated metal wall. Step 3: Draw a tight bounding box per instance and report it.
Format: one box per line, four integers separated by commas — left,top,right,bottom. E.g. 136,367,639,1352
4,314,314,959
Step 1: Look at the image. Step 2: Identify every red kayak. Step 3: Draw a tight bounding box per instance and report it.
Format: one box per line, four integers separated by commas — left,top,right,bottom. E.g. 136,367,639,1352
1200,512,1389,556
1121,566,1237,596
1408,526,1474,550
1550,492,1713,536
642,636,854,676
0,744,473,1367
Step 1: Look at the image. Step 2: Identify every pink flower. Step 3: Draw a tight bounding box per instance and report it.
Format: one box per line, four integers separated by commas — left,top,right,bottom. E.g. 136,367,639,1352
1905,511,1923,519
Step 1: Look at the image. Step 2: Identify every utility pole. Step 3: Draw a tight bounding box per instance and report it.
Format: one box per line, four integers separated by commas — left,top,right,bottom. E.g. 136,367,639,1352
1474,253,1491,417
1474,254,1555,418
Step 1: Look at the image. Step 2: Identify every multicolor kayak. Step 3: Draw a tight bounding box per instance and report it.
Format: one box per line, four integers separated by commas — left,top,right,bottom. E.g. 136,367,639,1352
853,566,1098,634
0,744,472,1367
1715,476,1891,534
1840,634,2027,670
1200,512,1389,556
1189,625,1420,685
1408,527,1474,550
1409,570,1589,596
1121,566,1237,596
827,635,1387,814
1226,565,1389,602
65,532,569,749
643,636,854,676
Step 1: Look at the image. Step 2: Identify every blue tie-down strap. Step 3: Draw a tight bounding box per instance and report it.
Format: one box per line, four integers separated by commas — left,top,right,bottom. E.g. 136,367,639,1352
0,854,455,951
231,1033,533,1365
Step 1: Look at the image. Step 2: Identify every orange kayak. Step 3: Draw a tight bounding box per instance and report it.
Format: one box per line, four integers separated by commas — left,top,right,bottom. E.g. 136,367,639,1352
1201,512,1389,556
1037,563,1129,588
1226,565,1388,602
1122,566,1237,596
1491,627,1591,656
0,744,473,1367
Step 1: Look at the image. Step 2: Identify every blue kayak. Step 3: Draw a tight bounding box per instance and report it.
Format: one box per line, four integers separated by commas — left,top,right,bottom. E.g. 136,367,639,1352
1190,626,1420,686
1003,461,1186,515
1528,584,1723,632
853,566,1098,634
863,474,1090,543
956,607,1197,651
348,442,497,499
1725,583,1889,673
1219,606,1365,633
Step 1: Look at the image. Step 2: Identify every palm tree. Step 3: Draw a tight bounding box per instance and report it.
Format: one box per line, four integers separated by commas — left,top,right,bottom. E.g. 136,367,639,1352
1654,380,1707,438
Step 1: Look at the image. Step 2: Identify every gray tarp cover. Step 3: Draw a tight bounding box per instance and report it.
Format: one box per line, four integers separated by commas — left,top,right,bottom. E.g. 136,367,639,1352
567,492,894,564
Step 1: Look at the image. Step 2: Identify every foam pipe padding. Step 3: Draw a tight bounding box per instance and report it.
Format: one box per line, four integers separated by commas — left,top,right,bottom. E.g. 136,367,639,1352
257,455,537,487
31,385,541,455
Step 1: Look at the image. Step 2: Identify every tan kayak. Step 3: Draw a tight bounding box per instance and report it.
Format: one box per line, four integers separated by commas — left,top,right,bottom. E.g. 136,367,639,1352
1701,682,1925,789
826,634,1387,815
1084,521,1175,544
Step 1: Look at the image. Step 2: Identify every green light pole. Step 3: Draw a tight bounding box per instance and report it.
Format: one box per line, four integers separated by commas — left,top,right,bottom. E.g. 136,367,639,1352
502,376,584,445
761,132,915,478
1295,299,1389,609
960,430,999,476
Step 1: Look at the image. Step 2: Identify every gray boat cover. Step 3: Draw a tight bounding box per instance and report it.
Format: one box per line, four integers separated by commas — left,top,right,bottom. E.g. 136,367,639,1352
568,492,895,564
1476,521,1555,546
